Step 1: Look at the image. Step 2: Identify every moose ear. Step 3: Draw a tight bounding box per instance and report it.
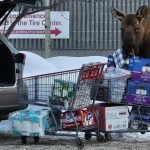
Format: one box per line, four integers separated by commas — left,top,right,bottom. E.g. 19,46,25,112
136,5,149,20
110,7,125,21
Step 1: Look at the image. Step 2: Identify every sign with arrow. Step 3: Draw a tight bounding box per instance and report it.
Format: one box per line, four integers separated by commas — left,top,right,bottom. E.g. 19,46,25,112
51,28,61,36
0,11,69,39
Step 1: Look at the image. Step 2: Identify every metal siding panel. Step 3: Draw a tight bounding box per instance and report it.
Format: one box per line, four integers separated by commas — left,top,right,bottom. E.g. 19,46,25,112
86,3,90,50
24,39,28,50
41,39,45,50
91,1,95,49
15,39,19,50
84,1,88,50
37,39,41,50
102,0,105,50
9,0,150,53
81,3,86,50
106,0,110,50
80,2,83,50
95,2,99,50
77,1,81,49
73,0,77,50
93,0,96,50
89,1,92,50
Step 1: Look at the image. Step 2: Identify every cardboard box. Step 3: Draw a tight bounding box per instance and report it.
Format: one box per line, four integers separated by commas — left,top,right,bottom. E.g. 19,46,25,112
102,118,128,131
131,72,150,82
62,104,129,131
11,108,50,137
128,57,150,72
127,80,150,95
126,94,150,106
99,104,128,119
90,103,129,131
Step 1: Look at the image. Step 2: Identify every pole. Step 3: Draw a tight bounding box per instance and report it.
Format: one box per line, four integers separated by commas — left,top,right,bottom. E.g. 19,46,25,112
44,0,51,58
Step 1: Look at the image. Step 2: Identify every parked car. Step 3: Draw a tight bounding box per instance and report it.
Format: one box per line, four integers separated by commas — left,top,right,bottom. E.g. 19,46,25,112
0,33,28,120
0,1,28,120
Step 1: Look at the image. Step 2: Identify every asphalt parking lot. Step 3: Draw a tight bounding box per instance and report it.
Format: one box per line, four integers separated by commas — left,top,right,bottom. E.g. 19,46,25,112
0,132,150,150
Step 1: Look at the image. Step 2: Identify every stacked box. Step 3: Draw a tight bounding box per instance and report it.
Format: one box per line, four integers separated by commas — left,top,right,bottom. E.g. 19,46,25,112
127,95,150,105
131,72,150,82
91,103,129,131
126,76,150,106
127,81,150,95
128,57,150,72
11,108,50,137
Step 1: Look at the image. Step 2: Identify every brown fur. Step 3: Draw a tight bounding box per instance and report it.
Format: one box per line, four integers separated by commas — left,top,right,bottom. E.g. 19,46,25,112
111,6,150,59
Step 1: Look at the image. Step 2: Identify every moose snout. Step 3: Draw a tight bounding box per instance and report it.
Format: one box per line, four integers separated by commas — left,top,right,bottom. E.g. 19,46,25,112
122,30,136,48
123,29,135,43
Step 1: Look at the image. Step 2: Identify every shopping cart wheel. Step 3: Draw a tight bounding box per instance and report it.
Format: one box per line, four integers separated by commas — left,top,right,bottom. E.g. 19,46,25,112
84,131,92,140
21,136,27,144
33,136,39,143
138,123,148,134
75,137,84,148
96,131,104,142
104,133,112,142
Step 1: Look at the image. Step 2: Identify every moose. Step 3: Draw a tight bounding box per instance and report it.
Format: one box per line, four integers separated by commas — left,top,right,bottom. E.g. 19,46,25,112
111,6,150,59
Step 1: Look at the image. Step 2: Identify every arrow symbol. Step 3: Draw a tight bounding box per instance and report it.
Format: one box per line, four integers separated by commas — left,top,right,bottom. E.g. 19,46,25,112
51,28,61,36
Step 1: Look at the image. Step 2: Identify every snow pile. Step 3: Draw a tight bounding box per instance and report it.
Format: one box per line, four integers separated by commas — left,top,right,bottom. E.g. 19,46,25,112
22,52,108,77
0,120,12,134
22,51,58,77
47,56,107,71
123,132,150,142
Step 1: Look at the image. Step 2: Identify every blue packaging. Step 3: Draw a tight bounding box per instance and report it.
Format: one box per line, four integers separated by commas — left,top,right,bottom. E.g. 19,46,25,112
130,106,150,124
127,80,150,96
128,57,150,72
11,108,51,137
107,55,115,67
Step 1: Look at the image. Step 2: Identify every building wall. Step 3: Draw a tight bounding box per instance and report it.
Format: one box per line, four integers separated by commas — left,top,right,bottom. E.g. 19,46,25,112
9,0,150,57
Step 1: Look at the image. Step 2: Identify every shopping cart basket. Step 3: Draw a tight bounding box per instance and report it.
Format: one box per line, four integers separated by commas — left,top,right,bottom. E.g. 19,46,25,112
17,62,106,148
93,70,150,134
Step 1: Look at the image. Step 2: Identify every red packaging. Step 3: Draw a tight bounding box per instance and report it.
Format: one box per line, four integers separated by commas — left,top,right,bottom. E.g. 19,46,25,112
61,107,97,130
61,109,87,130
85,107,97,126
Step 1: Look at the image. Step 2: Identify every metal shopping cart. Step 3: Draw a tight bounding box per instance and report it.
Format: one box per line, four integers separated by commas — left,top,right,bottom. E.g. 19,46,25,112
92,70,150,134
13,62,106,148
14,63,150,147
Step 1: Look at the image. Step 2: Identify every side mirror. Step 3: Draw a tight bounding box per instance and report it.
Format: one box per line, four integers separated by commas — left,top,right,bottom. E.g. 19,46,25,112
14,53,25,64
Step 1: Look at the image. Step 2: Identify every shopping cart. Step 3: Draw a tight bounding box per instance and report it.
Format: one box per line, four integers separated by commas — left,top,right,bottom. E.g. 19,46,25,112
15,64,150,148
93,70,150,134
15,62,106,148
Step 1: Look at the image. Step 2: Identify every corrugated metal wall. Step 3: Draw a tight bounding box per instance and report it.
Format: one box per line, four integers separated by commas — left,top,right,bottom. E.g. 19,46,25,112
9,0,150,55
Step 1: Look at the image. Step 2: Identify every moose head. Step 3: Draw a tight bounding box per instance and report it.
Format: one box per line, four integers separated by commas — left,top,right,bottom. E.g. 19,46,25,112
111,6,150,59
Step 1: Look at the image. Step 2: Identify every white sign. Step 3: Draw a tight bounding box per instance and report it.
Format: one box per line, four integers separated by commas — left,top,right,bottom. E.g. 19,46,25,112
0,11,69,39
